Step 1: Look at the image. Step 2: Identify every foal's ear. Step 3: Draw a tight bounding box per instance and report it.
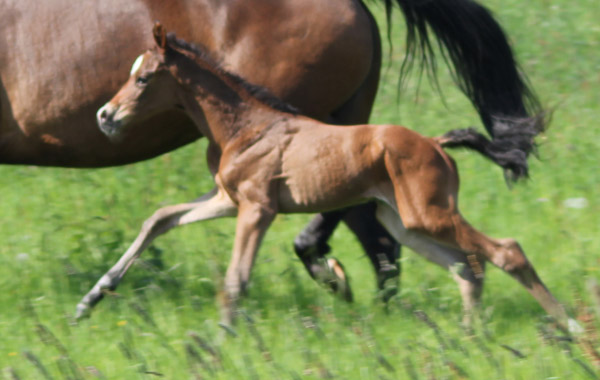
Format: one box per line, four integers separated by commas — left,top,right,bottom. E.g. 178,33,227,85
152,22,167,50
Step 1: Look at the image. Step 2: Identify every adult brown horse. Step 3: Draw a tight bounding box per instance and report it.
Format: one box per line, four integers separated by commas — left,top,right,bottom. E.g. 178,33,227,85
1,0,543,299
83,25,575,332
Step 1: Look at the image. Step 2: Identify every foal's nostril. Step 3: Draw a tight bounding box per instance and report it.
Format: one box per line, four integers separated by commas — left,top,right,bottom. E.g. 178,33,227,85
97,106,114,125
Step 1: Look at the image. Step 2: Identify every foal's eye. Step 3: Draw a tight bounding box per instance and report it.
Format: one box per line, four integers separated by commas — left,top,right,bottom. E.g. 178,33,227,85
135,75,151,86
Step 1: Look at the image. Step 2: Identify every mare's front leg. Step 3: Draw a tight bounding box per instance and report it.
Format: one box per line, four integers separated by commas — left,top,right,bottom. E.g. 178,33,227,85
76,187,237,319
293,203,400,302
220,203,275,327
293,210,354,301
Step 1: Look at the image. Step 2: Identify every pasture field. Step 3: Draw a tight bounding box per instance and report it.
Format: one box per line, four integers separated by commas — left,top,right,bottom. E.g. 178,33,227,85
0,1,598,378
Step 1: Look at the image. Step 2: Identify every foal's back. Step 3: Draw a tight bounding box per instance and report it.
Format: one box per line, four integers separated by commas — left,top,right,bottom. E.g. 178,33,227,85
276,120,458,214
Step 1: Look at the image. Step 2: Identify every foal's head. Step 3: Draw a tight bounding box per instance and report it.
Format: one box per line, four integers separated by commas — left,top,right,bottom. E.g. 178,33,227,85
97,23,182,140
98,23,298,141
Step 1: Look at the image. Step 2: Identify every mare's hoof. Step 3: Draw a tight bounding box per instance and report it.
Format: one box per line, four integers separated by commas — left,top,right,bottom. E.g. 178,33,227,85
312,257,353,302
326,258,353,302
377,264,400,303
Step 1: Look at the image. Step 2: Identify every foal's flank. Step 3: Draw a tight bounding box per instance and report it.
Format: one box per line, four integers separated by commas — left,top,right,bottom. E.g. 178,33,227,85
80,23,577,333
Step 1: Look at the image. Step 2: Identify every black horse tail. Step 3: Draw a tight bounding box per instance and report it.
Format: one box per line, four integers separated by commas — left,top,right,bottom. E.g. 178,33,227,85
436,125,543,182
383,0,545,181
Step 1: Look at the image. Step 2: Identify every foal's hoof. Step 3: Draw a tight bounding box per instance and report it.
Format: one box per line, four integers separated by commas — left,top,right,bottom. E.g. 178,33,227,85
74,302,91,320
568,318,584,335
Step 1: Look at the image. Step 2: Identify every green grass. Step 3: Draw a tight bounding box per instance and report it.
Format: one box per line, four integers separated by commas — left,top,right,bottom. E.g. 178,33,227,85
1,1,599,378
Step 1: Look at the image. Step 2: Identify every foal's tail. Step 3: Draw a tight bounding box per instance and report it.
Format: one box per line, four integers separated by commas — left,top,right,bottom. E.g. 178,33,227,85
435,120,544,181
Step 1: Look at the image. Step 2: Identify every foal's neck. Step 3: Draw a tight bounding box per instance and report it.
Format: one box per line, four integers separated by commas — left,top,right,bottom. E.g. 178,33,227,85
171,57,289,151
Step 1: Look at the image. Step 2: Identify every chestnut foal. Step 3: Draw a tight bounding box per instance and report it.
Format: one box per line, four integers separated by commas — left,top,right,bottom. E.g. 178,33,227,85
79,25,575,331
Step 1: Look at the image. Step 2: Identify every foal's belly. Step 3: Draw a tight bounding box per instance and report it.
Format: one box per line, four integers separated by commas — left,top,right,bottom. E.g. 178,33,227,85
277,175,375,214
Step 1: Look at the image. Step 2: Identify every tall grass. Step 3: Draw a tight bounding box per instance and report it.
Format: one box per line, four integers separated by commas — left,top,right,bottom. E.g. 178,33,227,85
1,0,598,378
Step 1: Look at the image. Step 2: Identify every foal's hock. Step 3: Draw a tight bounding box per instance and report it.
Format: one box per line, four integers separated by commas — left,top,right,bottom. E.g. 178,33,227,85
78,24,575,332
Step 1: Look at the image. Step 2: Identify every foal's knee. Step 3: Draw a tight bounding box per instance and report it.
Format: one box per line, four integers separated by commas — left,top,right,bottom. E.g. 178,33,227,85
142,207,177,235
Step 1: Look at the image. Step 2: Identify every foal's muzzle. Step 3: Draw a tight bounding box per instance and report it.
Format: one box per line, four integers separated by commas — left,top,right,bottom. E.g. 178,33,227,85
96,103,123,141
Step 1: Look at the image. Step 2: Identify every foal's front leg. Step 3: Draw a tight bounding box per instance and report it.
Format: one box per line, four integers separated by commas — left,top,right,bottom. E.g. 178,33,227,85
220,203,275,327
76,187,237,319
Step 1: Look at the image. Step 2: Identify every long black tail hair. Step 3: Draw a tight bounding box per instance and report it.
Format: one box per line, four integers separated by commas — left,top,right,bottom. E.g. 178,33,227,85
381,0,545,181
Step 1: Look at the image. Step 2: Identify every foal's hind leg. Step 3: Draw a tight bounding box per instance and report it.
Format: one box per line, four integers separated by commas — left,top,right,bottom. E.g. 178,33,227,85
375,203,485,323
385,198,573,332
75,187,237,319
445,220,572,330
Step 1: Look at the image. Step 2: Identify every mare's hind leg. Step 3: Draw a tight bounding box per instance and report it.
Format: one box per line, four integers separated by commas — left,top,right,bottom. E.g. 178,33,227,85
76,187,237,319
343,203,400,302
375,203,485,323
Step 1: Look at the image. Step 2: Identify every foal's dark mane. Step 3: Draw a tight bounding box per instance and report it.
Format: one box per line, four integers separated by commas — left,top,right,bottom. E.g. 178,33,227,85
165,33,299,115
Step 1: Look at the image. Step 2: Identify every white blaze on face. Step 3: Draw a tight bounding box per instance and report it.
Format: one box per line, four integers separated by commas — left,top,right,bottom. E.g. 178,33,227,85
130,54,145,76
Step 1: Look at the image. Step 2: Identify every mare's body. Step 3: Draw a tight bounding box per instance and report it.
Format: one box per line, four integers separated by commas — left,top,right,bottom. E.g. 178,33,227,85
80,27,572,333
